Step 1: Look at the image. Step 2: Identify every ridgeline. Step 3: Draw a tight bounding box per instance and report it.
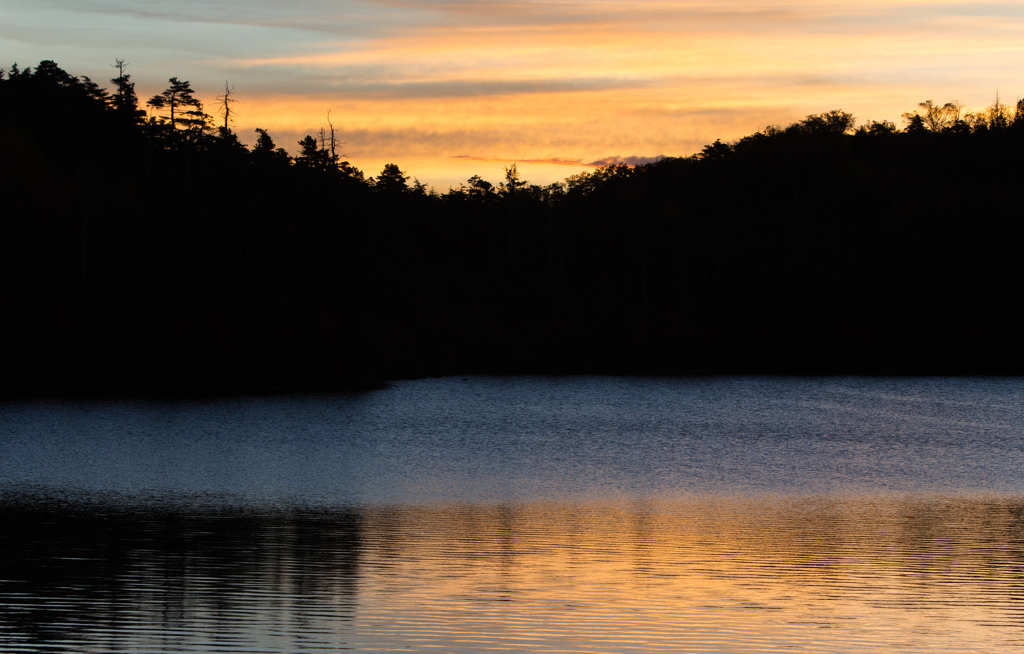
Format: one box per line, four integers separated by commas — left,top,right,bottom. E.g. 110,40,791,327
3,61,1024,396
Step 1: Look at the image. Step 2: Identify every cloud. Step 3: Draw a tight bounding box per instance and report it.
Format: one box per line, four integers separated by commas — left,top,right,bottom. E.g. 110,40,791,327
587,155,667,167
241,74,652,99
452,155,592,166
8,0,422,38
452,154,668,168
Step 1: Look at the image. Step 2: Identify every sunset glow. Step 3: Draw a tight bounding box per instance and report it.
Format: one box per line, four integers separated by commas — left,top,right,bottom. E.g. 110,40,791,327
4,0,1023,187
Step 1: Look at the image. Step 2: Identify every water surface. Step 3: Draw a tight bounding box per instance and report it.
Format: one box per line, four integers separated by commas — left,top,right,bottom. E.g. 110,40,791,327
2,376,1024,652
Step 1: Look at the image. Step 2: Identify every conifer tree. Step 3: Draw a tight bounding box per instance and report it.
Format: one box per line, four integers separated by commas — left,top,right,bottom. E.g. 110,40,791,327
252,128,291,164
33,60,78,87
109,59,144,124
374,163,409,193
295,135,333,170
147,77,209,132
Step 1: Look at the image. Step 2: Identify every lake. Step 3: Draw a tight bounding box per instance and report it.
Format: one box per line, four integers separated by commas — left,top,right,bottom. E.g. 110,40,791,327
2,376,1024,652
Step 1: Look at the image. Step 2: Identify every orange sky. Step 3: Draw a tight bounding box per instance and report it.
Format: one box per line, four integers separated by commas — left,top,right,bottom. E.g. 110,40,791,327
4,0,1024,188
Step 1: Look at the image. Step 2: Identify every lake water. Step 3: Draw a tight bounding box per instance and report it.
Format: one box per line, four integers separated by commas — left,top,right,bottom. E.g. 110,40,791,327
2,376,1024,652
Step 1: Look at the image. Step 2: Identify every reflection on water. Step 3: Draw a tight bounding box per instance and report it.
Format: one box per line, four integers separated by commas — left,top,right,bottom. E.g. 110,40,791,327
3,376,1024,652
3,494,1024,653
0,499,361,653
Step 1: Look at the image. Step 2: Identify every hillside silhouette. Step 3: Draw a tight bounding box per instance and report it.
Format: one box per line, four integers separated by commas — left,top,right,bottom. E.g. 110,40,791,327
3,60,1024,396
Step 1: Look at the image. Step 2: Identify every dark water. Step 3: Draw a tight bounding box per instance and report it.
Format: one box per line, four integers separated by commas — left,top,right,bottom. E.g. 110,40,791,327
2,376,1024,652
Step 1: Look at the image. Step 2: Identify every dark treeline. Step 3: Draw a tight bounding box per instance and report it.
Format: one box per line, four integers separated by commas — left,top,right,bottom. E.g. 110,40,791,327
4,61,1024,396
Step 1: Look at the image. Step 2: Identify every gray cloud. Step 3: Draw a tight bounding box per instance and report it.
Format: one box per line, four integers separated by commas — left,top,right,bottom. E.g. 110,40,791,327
244,73,652,99
6,0,419,37
450,153,670,168
587,155,666,167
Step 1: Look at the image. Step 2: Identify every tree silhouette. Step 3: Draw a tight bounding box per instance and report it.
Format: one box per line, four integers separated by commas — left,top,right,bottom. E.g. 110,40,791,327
374,163,408,193
500,163,526,196
699,139,732,160
858,119,897,136
215,81,237,132
251,128,290,165
295,134,333,170
794,110,855,136
32,60,80,88
901,100,962,132
147,77,208,132
109,59,144,125
467,175,494,195
8,57,1024,395
322,110,344,165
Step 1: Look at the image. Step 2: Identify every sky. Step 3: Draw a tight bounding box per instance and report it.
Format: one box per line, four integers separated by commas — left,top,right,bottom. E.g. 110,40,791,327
3,0,1024,189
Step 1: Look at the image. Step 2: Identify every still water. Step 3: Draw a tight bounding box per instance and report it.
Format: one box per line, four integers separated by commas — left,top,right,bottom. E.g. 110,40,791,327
2,376,1024,652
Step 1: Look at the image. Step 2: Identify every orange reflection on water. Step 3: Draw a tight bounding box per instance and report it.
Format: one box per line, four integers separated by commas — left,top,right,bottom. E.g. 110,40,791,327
350,496,1024,653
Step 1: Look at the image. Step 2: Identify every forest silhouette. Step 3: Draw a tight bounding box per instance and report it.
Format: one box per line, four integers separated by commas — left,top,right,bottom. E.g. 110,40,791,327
3,60,1024,396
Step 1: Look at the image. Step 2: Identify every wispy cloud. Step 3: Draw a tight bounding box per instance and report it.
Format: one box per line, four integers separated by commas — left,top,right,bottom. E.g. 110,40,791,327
453,154,667,168
452,155,589,165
